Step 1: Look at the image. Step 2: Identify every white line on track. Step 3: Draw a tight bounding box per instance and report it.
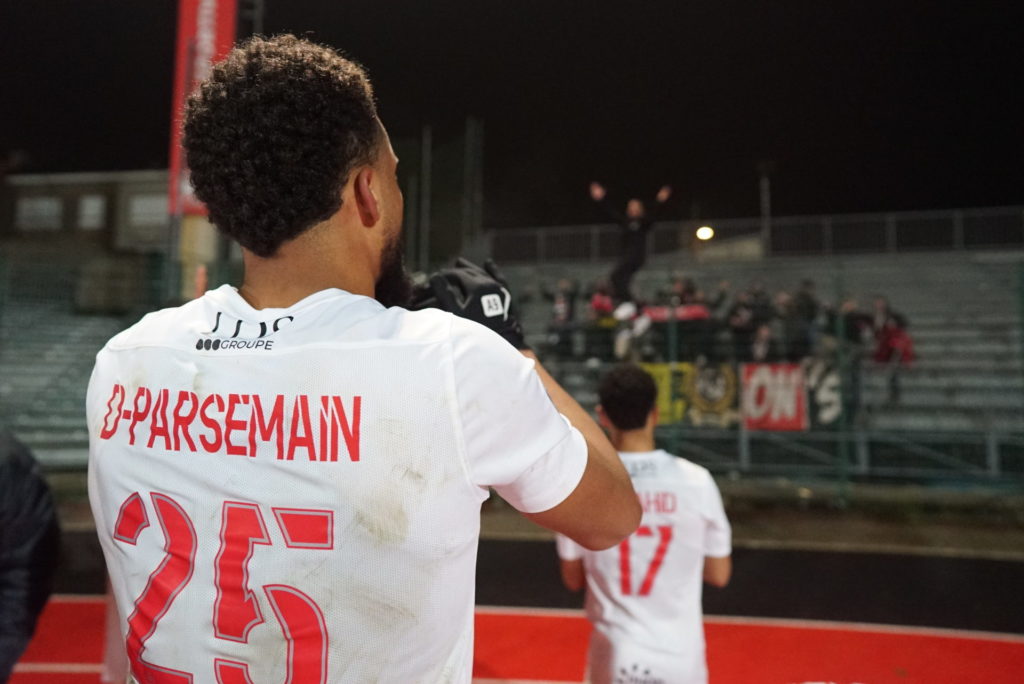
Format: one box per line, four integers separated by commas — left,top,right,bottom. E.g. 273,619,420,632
48,597,1024,642
704,615,1024,643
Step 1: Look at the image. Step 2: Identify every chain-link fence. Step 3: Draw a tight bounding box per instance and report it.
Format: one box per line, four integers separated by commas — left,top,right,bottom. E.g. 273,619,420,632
509,255,1024,494
2,246,1023,495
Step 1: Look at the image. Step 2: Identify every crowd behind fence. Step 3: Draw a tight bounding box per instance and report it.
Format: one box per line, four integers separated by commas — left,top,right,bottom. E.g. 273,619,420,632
0,248,1022,489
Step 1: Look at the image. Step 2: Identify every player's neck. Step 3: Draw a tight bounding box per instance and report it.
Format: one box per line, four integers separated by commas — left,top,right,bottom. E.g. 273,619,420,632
237,222,376,309
611,429,655,453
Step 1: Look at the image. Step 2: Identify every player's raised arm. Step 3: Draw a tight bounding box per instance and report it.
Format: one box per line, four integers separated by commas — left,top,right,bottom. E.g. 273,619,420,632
411,258,641,550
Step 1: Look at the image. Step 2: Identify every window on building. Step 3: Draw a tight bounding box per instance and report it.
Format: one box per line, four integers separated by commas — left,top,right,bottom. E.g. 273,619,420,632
78,195,107,231
128,194,168,226
15,196,63,231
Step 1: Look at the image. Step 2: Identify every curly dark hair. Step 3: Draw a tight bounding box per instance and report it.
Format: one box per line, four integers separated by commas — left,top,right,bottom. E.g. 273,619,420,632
598,364,658,431
183,35,381,257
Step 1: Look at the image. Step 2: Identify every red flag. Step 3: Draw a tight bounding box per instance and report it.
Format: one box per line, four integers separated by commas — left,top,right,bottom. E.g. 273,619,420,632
168,0,238,217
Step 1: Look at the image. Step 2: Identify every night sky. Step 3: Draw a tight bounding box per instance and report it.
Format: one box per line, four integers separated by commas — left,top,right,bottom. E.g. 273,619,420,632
2,1,1022,227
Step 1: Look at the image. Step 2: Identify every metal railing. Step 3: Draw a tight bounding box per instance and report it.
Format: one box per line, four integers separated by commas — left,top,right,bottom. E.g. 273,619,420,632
487,206,1024,263
1,245,1023,495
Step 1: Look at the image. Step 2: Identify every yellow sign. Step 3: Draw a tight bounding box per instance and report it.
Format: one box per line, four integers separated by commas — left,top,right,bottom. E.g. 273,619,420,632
640,362,739,427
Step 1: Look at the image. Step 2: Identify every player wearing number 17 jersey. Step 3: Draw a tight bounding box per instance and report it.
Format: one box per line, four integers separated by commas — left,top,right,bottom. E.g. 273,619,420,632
87,35,640,684
556,365,731,684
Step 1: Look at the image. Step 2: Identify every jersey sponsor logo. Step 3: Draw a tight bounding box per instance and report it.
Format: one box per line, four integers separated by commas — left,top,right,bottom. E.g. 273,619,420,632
196,311,295,351
98,383,361,462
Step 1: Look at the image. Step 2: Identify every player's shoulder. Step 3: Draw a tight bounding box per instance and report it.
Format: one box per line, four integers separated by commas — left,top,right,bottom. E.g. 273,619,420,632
660,451,716,486
102,297,207,352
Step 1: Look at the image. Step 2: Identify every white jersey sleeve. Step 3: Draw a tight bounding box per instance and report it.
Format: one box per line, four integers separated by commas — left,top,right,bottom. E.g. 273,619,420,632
554,532,584,561
449,317,587,513
701,470,732,558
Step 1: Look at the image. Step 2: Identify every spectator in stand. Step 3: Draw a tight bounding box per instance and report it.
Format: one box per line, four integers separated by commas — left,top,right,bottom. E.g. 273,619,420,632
827,298,874,346
0,429,61,681
589,279,616,320
747,282,775,328
726,292,757,361
589,181,672,303
872,302,915,405
825,298,875,420
793,279,820,354
543,278,581,358
748,323,783,363
773,291,807,361
586,279,618,361
659,276,699,305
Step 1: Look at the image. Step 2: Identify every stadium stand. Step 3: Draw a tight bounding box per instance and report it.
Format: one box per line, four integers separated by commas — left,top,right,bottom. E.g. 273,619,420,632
503,251,1024,435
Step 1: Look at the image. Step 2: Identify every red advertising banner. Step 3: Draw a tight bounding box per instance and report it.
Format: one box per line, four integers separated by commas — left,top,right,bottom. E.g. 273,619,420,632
741,363,809,431
168,0,238,216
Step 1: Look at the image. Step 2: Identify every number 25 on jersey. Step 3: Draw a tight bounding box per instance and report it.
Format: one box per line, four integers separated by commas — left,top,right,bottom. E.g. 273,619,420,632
113,491,333,683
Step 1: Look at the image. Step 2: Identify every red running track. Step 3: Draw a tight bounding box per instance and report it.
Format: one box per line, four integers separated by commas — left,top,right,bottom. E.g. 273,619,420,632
13,598,1024,683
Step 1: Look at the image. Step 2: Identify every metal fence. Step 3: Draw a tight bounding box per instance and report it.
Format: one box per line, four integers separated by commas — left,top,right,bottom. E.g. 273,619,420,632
1,244,1023,495
488,206,1024,264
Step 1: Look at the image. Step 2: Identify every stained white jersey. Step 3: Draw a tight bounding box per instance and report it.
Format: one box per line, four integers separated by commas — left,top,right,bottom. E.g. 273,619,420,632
87,285,587,684
556,450,730,684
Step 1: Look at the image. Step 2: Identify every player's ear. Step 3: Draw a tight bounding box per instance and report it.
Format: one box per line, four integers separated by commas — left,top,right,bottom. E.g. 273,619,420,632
648,406,659,428
353,166,380,228
596,405,613,430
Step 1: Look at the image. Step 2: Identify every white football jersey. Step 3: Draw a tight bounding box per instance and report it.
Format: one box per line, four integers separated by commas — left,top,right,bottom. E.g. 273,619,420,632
87,285,587,684
556,450,730,684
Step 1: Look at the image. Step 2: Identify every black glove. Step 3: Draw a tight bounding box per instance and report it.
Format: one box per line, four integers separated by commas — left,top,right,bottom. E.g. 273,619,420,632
410,257,529,350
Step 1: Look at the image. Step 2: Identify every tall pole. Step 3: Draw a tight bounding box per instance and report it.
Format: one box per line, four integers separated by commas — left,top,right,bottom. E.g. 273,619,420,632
238,0,265,37
758,161,773,255
418,125,433,271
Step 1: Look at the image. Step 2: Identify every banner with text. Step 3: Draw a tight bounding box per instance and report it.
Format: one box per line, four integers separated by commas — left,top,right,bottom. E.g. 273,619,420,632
741,363,809,431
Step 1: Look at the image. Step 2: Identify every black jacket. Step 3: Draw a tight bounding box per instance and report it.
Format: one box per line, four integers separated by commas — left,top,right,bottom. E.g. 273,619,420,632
0,430,60,671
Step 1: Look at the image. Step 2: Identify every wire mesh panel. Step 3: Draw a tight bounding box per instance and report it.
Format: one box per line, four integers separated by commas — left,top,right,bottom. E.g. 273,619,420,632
895,215,955,251
492,229,541,262
831,218,888,253
771,219,826,254
963,211,1024,248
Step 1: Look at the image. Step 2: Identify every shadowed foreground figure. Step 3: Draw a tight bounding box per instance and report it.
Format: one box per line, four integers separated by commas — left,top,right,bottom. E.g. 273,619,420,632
0,430,60,681
556,364,731,684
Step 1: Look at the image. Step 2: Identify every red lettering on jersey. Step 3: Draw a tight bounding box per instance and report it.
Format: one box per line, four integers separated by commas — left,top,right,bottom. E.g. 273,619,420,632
172,391,199,452
100,384,127,440
273,508,334,549
128,387,153,446
214,502,270,642
250,394,284,459
264,585,329,683
318,396,361,462
638,491,677,514
224,394,250,457
147,389,172,451
200,394,225,452
214,659,254,684
287,395,316,461
113,492,149,544
124,494,197,683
